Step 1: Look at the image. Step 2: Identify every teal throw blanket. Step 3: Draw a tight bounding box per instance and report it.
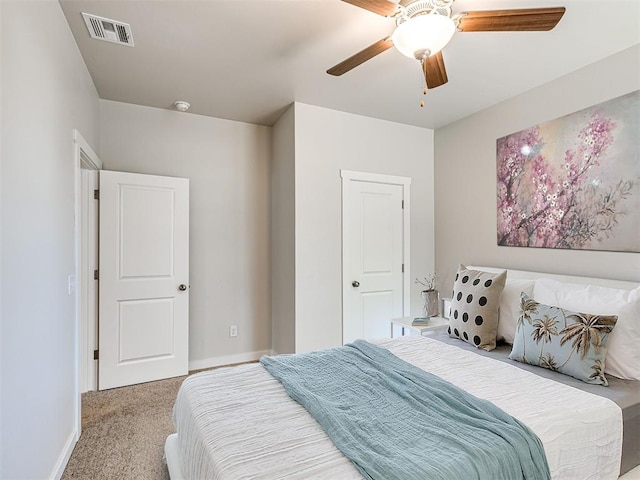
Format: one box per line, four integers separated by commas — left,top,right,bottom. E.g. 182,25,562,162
261,340,550,480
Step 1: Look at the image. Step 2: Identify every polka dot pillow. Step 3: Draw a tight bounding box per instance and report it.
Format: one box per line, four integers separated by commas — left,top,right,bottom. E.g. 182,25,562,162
448,266,507,351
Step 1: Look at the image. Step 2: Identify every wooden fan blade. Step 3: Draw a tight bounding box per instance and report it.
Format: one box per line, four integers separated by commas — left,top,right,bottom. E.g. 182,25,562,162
458,7,566,32
327,38,394,76
341,0,399,17
423,51,448,89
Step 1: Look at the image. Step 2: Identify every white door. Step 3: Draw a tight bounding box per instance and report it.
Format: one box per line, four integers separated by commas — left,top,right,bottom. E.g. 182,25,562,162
99,171,189,390
342,171,410,343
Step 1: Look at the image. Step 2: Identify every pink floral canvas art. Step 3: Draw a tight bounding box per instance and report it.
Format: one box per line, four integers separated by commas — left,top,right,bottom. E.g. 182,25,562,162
497,91,639,252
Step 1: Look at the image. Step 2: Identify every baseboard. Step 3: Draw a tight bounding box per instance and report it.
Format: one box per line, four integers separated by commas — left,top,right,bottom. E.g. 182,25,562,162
188,349,272,372
50,429,77,480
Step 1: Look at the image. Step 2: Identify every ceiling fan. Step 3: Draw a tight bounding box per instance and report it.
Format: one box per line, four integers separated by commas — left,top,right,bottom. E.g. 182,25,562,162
327,0,566,92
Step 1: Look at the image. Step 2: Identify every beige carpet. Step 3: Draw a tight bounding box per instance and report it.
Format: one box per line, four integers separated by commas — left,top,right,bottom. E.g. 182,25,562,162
62,374,187,480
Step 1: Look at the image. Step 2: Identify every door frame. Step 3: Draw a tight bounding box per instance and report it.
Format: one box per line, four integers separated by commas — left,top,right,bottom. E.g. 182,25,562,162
340,170,411,342
73,129,102,440
80,168,99,393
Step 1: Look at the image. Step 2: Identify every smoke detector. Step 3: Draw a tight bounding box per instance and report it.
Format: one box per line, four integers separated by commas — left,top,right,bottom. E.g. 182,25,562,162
82,13,134,47
174,101,190,112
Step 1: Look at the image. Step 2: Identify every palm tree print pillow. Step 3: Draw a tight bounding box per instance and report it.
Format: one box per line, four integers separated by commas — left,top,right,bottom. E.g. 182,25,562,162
509,293,617,385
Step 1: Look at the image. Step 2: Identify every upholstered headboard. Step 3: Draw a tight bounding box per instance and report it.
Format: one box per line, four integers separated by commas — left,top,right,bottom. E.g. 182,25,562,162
468,266,639,291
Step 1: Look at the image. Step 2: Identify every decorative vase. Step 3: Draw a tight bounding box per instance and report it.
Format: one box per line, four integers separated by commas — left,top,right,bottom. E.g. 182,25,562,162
422,290,439,317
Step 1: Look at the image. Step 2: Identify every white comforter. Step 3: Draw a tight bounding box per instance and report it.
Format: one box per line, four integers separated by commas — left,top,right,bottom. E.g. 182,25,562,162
172,336,623,480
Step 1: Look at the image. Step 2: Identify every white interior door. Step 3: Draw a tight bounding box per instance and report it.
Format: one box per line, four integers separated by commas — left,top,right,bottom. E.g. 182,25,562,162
342,171,410,343
99,170,189,390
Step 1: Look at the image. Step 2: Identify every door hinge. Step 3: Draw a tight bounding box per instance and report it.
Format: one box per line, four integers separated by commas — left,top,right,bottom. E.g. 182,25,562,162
94,189,99,200
402,263,405,273
94,269,99,280
93,349,99,360
401,200,404,209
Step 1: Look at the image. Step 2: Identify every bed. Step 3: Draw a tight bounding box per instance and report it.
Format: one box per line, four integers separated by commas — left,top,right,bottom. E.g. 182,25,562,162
165,267,640,480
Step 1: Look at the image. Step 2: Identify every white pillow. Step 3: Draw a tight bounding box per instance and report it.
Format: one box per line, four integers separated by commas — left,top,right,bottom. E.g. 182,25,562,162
498,279,535,344
533,278,640,380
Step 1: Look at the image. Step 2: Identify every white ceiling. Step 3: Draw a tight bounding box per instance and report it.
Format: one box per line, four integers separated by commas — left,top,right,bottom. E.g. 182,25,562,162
59,0,640,129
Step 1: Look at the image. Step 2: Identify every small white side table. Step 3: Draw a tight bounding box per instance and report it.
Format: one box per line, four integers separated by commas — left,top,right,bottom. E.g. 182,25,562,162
391,316,450,338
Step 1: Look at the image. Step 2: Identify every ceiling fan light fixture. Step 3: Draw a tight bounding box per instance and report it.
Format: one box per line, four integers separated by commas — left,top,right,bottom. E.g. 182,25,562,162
391,14,456,60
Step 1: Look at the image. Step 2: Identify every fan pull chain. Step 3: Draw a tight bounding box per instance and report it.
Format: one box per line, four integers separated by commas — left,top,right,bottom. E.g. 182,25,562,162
419,58,427,108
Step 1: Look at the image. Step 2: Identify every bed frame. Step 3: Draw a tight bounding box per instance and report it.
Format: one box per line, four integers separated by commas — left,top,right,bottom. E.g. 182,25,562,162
165,433,184,480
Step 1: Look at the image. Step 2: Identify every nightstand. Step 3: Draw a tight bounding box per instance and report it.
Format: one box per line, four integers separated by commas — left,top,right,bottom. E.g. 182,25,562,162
390,316,450,338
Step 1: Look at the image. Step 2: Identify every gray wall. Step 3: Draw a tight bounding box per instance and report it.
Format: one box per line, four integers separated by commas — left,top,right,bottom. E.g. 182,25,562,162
0,3,4,473
100,100,272,369
293,103,435,352
435,45,640,293
271,105,296,354
1,1,100,477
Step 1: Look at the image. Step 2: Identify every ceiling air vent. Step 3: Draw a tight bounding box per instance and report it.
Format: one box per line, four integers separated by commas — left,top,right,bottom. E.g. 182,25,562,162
82,13,134,47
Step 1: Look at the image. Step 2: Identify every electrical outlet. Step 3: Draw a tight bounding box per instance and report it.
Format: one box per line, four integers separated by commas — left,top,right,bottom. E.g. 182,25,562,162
229,325,238,338
68,274,75,295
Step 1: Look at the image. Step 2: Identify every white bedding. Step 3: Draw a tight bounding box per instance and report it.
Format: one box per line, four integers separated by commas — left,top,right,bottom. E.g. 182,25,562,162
172,335,623,480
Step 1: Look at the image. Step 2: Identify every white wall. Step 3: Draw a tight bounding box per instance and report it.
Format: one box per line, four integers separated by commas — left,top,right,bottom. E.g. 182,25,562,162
271,105,296,355
435,45,640,292
0,3,4,474
0,1,100,478
100,100,272,369
293,103,435,353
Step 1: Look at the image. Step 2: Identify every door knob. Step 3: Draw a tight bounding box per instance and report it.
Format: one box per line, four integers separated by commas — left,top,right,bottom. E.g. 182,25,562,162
178,284,187,291
352,280,360,288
